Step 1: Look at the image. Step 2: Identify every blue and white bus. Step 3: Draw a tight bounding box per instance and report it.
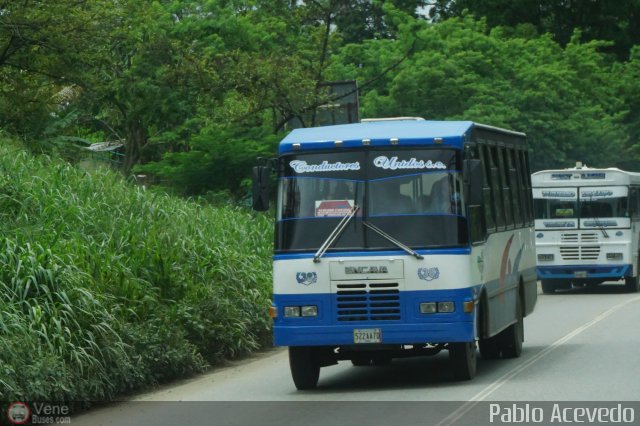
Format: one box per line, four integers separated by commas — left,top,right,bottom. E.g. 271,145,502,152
253,118,537,389
532,165,640,294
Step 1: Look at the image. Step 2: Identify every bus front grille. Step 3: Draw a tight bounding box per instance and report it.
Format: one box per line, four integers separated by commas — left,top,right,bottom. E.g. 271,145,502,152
334,282,401,322
560,245,600,261
561,232,598,243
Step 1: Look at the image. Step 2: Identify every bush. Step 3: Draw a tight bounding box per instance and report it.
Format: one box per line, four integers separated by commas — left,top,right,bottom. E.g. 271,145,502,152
0,140,273,401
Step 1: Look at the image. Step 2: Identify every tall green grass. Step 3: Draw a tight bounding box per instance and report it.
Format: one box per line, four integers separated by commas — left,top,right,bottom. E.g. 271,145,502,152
0,141,273,401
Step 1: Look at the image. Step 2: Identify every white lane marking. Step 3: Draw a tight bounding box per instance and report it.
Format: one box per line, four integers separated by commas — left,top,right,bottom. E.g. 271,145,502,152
436,294,640,426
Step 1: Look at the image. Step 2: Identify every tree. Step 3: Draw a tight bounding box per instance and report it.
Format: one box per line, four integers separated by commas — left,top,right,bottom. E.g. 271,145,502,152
614,46,640,171
0,0,112,140
428,0,640,59
331,14,628,171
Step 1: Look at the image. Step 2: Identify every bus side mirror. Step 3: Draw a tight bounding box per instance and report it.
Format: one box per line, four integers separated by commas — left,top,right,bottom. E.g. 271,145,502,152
252,165,271,211
464,159,483,206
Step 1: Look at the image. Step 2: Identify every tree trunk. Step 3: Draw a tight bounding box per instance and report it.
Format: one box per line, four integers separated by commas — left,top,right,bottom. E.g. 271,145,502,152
123,122,148,175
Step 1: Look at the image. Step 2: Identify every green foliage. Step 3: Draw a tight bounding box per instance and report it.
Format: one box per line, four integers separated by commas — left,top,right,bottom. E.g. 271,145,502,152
0,140,273,401
429,0,640,59
138,124,280,196
0,1,115,142
330,15,630,171
615,45,640,170
3,0,640,182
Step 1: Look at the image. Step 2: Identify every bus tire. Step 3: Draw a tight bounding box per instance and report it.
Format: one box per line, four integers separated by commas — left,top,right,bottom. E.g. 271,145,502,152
501,297,524,358
479,335,502,359
541,280,556,294
449,341,477,380
625,276,639,293
289,346,320,390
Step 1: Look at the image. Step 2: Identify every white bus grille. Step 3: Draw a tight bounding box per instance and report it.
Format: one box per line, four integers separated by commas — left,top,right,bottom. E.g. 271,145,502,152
560,245,600,261
561,232,599,243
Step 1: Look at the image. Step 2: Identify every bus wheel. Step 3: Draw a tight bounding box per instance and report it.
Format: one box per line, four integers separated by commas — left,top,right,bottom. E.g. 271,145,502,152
541,280,556,294
449,341,477,380
289,347,320,390
479,335,502,359
501,298,524,358
624,276,639,293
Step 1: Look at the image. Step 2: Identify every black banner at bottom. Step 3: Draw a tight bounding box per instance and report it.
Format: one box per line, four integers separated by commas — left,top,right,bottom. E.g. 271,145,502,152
2,401,639,426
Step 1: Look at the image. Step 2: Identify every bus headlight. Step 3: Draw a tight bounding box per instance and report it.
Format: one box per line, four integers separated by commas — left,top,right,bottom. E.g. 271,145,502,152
419,302,437,314
607,252,623,261
284,306,301,317
538,253,554,261
437,302,455,313
301,305,318,317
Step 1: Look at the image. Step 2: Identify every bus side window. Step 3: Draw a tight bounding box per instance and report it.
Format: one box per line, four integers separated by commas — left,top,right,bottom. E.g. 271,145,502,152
630,188,639,218
489,145,505,229
520,150,534,224
497,146,513,228
507,148,523,228
478,143,496,232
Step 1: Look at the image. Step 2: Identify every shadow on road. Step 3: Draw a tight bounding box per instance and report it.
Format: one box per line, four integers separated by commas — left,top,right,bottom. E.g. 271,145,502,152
548,281,632,296
310,348,545,394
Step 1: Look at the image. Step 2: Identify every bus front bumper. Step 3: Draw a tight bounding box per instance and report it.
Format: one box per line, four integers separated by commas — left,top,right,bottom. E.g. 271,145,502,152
273,321,475,347
537,264,631,280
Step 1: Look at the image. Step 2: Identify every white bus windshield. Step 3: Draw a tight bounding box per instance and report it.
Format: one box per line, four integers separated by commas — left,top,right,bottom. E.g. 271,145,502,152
534,186,629,221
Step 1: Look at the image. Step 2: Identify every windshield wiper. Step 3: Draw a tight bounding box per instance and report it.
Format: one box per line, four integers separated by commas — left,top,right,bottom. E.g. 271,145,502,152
363,221,424,260
584,195,609,238
313,205,360,263
590,215,609,238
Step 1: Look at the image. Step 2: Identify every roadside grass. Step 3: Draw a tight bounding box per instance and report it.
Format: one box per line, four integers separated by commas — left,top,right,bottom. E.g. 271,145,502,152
0,141,273,401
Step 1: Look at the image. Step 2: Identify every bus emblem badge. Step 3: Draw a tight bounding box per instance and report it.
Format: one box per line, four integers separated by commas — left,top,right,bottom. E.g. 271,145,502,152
296,272,317,286
418,267,440,281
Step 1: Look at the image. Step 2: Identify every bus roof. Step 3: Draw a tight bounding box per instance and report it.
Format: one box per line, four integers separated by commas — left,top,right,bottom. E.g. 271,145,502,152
278,119,526,155
532,167,640,187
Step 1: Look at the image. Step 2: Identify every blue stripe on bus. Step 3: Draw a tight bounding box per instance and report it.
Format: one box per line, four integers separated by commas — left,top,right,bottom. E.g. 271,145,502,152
537,264,631,279
273,248,472,260
271,287,478,346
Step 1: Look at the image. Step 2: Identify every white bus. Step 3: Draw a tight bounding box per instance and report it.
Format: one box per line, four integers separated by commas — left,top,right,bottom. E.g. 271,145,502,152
532,164,640,293
253,118,538,389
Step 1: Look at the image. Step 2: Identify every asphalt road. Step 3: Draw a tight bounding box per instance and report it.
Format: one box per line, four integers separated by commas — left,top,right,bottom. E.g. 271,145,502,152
72,282,640,426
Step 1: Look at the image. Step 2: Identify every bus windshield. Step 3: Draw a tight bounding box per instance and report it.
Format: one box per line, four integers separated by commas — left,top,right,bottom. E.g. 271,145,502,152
533,186,629,223
579,187,628,218
275,149,467,252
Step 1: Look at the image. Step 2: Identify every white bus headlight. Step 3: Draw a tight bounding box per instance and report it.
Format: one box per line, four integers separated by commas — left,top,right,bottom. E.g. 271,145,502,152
437,301,455,313
538,253,554,261
301,305,318,317
420,302,437,314
607,252,623,261
284,306,301,317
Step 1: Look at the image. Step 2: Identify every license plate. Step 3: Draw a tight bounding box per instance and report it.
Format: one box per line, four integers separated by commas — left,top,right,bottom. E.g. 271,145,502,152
353,328,381,344
574,271,587,278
